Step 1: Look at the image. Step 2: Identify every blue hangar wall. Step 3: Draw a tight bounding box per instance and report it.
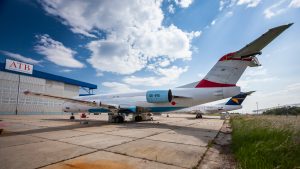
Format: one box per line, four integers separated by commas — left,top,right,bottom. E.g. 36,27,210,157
0,62,97,115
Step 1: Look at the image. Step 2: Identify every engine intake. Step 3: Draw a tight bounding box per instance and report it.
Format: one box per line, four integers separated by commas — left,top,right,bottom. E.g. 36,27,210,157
146,89,172,103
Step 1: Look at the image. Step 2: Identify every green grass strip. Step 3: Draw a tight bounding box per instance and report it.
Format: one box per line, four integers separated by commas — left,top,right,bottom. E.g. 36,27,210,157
231,116,300,169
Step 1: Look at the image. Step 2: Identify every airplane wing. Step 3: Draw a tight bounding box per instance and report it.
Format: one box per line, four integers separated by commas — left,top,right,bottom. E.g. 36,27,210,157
24,90,117,110
230,23,293,59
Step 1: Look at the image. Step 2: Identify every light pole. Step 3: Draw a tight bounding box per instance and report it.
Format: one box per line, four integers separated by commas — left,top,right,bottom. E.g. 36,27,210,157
256,102,259,115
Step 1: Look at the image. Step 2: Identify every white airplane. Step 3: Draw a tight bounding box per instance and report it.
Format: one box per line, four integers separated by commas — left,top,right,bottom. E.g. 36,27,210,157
24,23,292,123
189,91,255,118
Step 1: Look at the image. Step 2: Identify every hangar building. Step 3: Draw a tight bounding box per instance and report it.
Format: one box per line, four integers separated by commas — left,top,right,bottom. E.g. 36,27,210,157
0,59,97,115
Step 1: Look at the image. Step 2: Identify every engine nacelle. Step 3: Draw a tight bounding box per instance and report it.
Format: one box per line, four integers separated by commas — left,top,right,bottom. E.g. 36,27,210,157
146,89,172,103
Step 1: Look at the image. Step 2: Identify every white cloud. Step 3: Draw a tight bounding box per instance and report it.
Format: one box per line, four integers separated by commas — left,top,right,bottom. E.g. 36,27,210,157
87,40,147,74
95,71,104,77
35,34,84,68
39,1,198,75
237,67,278,89
289,0,300,8
219,0,226,11
225,11,234,17
60,69,72,73
124,66,188,87
238,77,278,90
243,66,267,77
264,0,288,19
211,19,216,26
102,82,141,93
159,59,171,67
188,31,202,39
250,82,300,110
0,50,41,65
220,0,261,10
237,0,261,7
197,73,204,78
174,0,194,8
168,4,175,13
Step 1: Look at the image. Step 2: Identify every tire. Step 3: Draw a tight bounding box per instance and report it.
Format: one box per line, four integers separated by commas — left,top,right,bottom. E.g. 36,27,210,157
135,116,142,122
115,116,124,123
196,114,202,119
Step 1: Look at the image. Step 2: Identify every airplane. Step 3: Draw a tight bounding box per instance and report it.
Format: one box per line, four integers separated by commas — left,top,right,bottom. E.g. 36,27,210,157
189,91,255,118
24,23,292,123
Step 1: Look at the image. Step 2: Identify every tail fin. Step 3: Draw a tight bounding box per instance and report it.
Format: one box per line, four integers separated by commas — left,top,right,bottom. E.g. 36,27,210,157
225,91,255,105
195,52,259,88
178,23,292,88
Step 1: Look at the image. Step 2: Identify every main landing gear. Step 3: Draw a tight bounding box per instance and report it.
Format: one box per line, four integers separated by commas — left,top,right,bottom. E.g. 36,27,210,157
196,113,203,119
108,113,153,123
108,113,125,123
133,113,153,122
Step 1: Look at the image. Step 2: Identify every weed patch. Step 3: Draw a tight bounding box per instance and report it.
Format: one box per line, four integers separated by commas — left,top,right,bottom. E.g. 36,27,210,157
231,116,300,169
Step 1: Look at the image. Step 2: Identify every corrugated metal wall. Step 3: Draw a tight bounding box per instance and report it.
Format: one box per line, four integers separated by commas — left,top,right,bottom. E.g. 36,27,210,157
0,71,79,114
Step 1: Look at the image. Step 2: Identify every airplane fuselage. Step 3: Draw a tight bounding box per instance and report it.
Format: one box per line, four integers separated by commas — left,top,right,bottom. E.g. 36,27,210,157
63,87,240,114
195,104,242,114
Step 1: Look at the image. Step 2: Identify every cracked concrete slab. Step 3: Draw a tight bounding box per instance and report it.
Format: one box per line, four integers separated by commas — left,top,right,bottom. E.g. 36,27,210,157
0,134,46,149
42,150,184,169
107,139,206,168
0,140,95,169
59,133,135,149
0,114,227,169
30,130,90,140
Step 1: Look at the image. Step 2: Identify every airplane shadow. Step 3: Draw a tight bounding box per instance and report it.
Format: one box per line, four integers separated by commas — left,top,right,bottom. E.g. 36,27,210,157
1,116,221,142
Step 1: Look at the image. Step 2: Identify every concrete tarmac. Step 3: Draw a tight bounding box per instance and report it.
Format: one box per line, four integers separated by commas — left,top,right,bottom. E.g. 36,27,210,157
0,114,224,169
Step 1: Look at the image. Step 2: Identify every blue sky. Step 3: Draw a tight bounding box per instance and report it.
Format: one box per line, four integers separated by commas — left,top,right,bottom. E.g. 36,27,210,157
0,0,299,113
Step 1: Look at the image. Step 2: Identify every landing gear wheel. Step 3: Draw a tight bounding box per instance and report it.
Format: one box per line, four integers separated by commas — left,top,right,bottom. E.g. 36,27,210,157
196,114,203,119
70,113,75,120
114,116,124,123
135,116,142,122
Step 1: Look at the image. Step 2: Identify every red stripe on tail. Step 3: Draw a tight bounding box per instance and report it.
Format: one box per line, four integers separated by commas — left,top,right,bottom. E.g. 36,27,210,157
195,79,236,88
219,52,253,61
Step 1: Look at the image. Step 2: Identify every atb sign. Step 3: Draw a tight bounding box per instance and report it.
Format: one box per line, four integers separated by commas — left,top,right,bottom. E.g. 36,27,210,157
5,59,33,74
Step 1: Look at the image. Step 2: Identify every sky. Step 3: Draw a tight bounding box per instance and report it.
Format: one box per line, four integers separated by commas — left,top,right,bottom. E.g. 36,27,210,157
0,0,299,113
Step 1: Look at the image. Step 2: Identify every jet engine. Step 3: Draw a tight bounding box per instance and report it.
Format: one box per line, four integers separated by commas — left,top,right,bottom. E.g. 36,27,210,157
146,89,172,103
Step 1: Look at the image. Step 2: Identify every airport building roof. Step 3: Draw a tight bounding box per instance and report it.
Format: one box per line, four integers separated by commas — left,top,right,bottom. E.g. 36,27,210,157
0,62,97,89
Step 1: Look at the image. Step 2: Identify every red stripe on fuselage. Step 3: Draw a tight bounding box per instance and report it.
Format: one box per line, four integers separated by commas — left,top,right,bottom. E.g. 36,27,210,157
195,79,236,88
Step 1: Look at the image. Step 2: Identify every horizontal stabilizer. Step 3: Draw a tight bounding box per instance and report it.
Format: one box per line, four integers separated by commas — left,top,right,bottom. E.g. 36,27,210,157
233,23,293,59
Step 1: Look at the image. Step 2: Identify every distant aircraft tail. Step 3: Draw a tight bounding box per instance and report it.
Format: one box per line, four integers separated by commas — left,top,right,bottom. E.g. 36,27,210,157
225,91,255,106
178,23,292,88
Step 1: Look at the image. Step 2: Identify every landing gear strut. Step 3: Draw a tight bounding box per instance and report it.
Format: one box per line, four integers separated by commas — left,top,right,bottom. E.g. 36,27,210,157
70,113,75,120
196,113,203,119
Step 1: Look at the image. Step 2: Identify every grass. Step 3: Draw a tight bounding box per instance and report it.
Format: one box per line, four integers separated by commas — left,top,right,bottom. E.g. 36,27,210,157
230,115,300,169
